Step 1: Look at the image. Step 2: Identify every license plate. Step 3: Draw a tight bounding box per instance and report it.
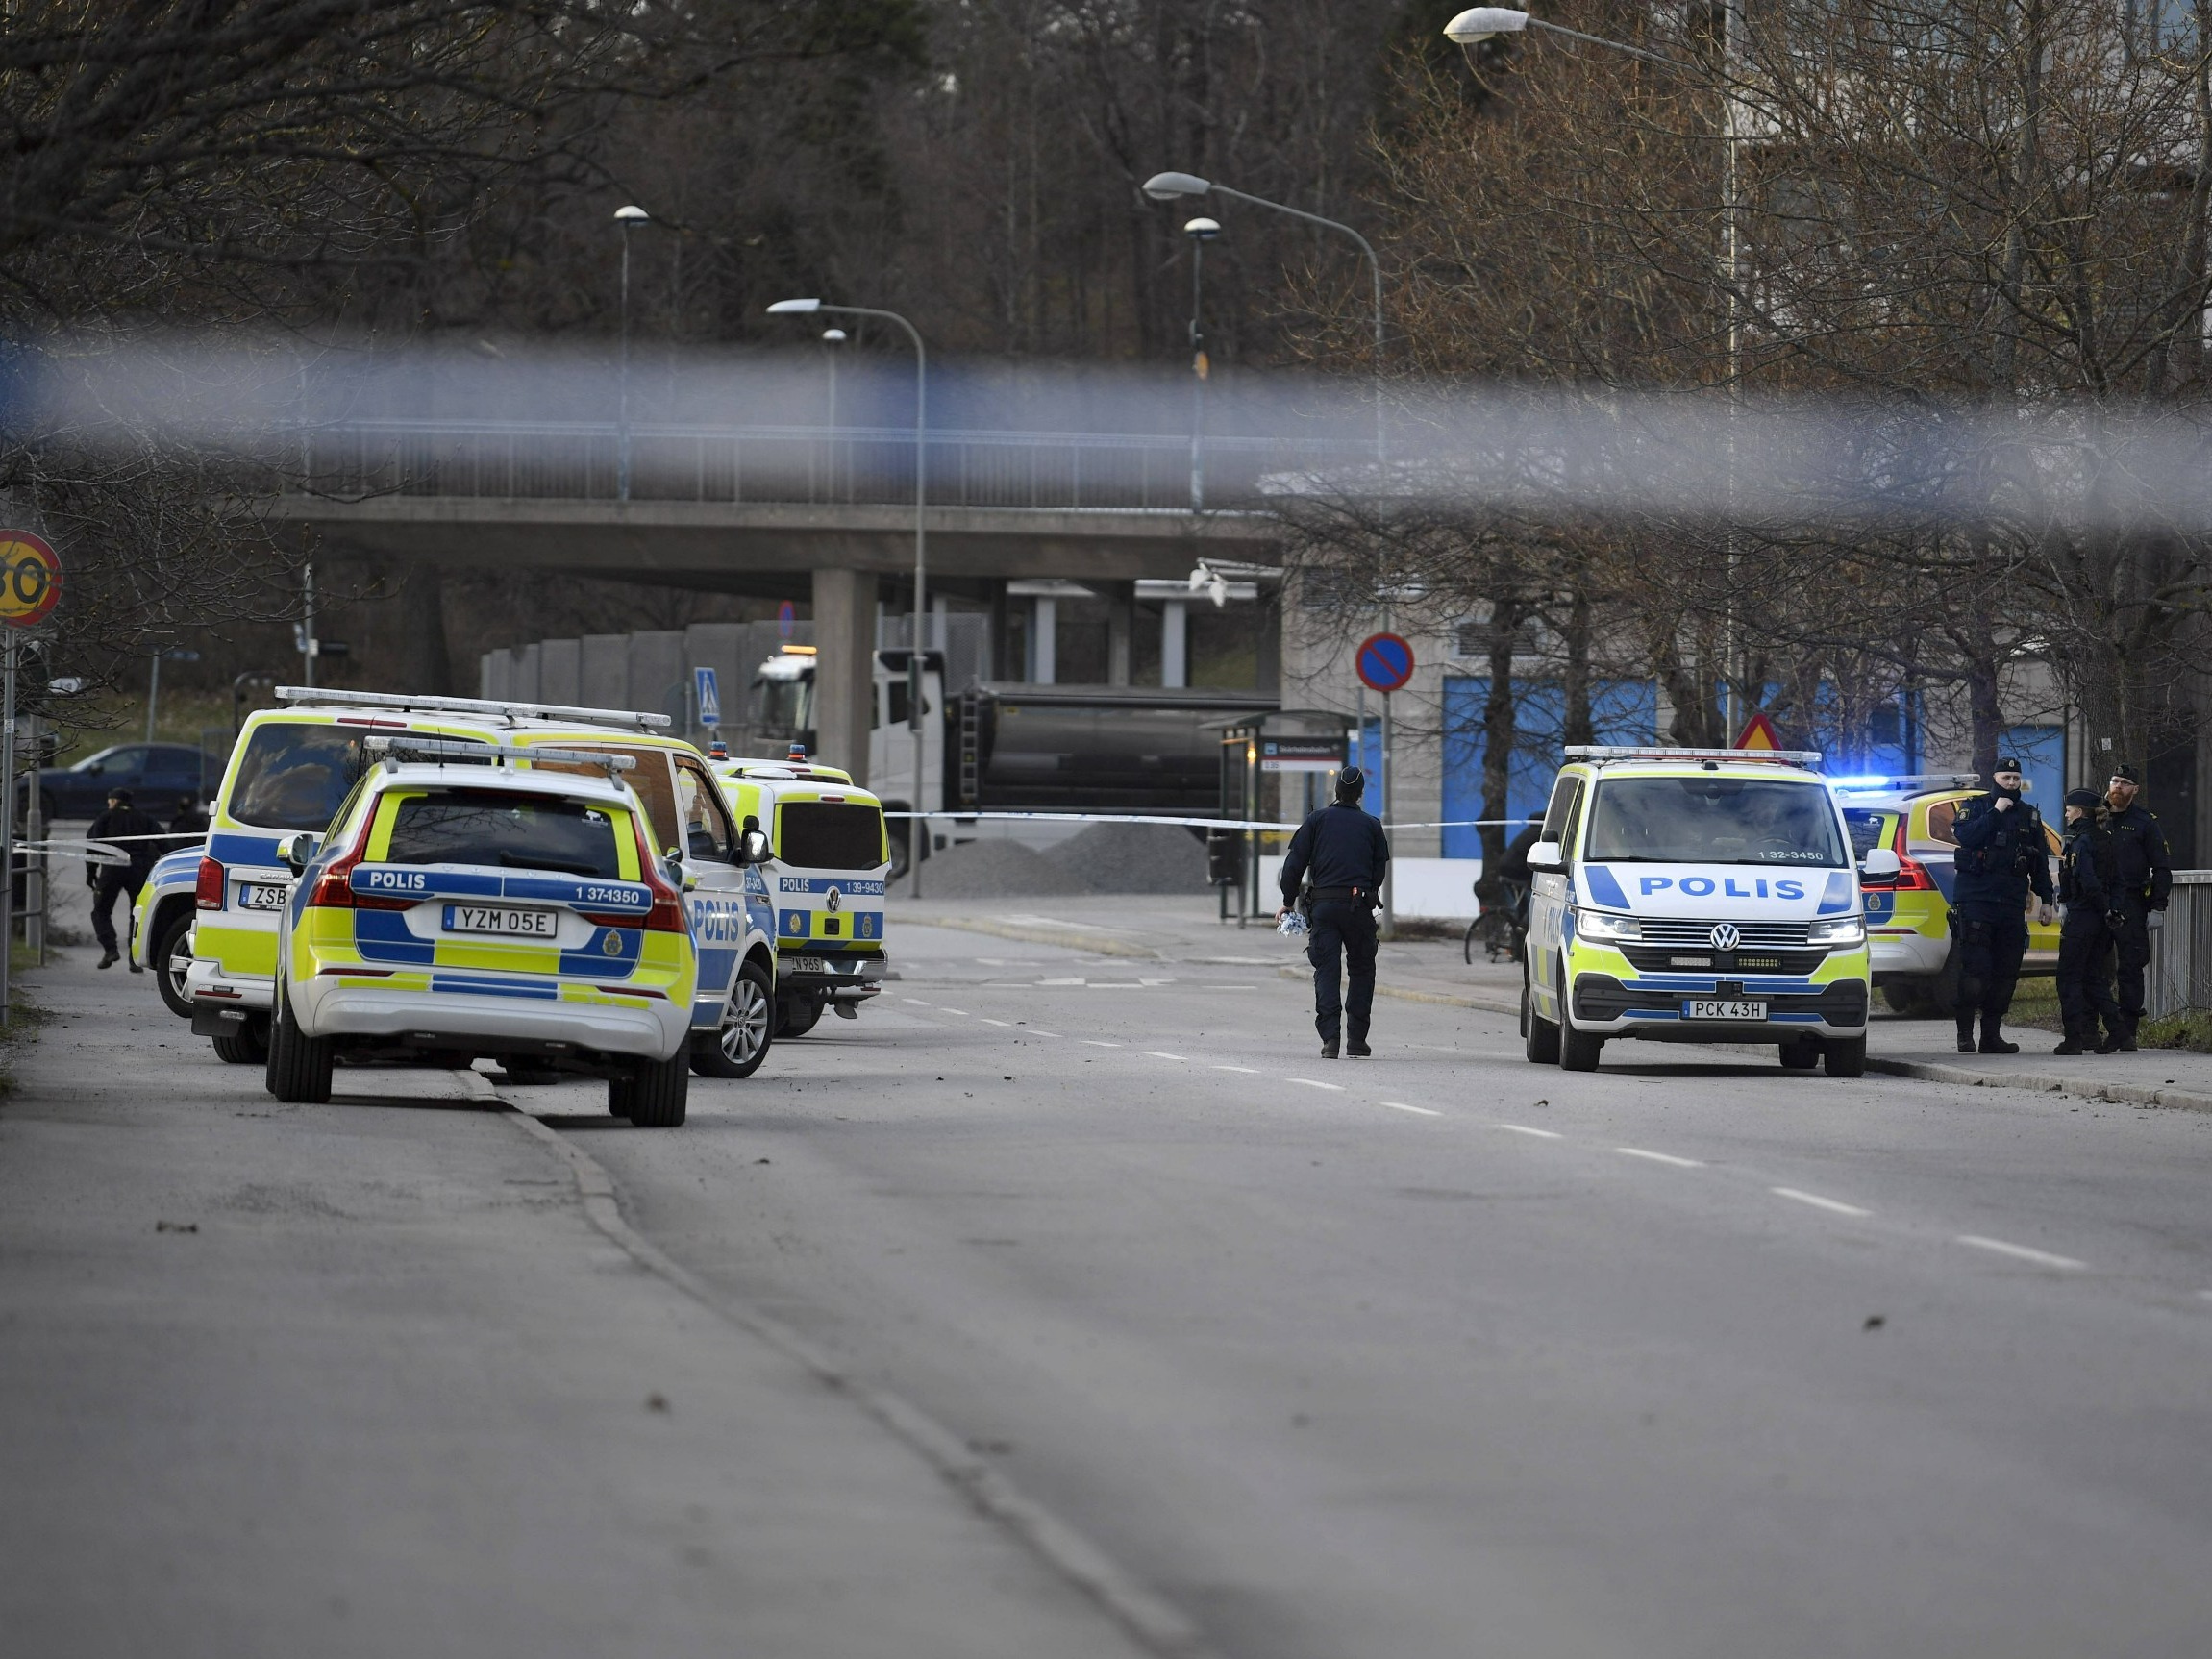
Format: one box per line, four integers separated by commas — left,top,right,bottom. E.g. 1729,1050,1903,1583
783,955,829,975
237,883,288,911
445,904,558,939
1685,999,1768,1020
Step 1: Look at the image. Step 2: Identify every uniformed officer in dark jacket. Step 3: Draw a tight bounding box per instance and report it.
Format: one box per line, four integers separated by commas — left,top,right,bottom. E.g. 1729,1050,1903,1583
1949,757,2055,1054
2052,787,2124,1056
2100,763,2173,1048
1278,764,1391,1059
86,787,162,971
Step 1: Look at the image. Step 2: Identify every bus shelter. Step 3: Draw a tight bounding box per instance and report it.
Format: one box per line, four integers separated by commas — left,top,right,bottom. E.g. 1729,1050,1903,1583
1216,711,1354,925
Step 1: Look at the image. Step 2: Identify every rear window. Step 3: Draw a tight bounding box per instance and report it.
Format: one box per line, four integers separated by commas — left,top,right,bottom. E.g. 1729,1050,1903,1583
1843,808,1899,859
777,802,884,870
384,791,625,879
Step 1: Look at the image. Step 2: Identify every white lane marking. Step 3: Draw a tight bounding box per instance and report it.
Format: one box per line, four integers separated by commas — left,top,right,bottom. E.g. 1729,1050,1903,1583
978,1017,1013,1028
940,1008,971,1017
1038,978,1086,986
1213,1065,1258,1074
1497,1123,1562,1139
1615,1147,1704,1169
1081,1039,1124,1049
1142,1051,1189,1062
1772,1186,1872,1218
1379,1101,1442,1117
1287,1077,1345,1092
905,998,933,1006
1030,1029,1064,1038
1955,1234,2086,1271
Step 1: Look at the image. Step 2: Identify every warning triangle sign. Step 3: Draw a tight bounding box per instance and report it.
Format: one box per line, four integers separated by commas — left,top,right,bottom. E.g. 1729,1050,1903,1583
1734,712,1783,751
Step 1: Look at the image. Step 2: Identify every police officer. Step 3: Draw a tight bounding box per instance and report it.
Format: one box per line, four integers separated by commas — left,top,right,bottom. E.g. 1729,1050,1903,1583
1277,764,1390,1059
1949,757,2055,1054
2100,763,2173,1049
2052,787,2124,1056
85,786,161,971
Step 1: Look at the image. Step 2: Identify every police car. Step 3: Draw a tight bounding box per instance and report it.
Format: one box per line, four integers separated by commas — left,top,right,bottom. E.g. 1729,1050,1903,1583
1522,747,1887,1076
1831,774,2062,1016
265,738,707,1122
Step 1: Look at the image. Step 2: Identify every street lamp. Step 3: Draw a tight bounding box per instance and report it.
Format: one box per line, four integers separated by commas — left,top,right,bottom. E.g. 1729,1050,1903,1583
821,327,847,500
1183,216,1220,510
1142,171,1385,473
614,205,650,502
766,297,930,898
1442,7,1748,734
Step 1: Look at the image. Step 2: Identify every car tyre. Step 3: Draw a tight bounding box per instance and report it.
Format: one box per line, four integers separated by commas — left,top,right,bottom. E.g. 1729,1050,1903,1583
776,997,824,1040
152,909,195,1020
263,978,332,1103
607,1076,633,1118
211,1020,267,1064
1779,1038,1821,1070
626,1049,690,1127
1523,974,1561,1064
1823,1036,1868,1078
692,958,774,1079
1558,1017,1603,1073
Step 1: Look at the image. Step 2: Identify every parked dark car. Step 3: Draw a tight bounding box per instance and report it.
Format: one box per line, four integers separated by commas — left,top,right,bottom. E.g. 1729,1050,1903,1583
25,743,222,822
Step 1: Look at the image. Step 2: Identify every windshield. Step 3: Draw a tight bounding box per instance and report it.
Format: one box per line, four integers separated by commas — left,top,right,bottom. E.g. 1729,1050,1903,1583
1584,777,1847,867
755,675,813,739
777,802,885,870
384,791,625,879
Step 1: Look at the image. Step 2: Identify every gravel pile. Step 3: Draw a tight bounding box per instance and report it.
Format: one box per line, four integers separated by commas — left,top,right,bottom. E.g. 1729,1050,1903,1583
908,836,1094,899
1044,822,1212,894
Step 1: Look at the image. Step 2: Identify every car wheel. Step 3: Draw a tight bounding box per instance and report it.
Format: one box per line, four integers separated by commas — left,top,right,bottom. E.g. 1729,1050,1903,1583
626,1048,691,1127
1523,971,1561,1064
692,958,775,1078
1880,981,1925,1016
1779,1038,1821,1070
607,1076,633,1118
263,978,332,1103
776,997,824,1039
211,1019,267,1064
1823,1036,1868,1078
153,909,195,1020
1559,1018,1603,1073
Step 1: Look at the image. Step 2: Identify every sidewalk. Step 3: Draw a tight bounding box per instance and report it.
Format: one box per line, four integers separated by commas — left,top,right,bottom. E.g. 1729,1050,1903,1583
892,894,2212,1113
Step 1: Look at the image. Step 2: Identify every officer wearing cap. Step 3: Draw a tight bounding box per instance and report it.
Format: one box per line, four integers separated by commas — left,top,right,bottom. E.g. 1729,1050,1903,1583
1277,764,1390,1059
1949,756,2054,1053
2100,763,2172,1049
2052,787,2124,1055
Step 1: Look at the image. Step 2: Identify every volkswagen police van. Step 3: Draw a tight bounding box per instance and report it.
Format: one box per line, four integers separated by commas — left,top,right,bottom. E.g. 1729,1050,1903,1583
711,755,889,1036
1522,747,1891,1077
265,739,701,1123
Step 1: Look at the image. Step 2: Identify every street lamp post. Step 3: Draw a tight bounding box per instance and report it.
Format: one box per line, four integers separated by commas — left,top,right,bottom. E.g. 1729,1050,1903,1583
1142,171,1386,474
767,298,929,899
821,327,847,500
1183,217,1220,510
1443,7,1747,736
614,205,649,502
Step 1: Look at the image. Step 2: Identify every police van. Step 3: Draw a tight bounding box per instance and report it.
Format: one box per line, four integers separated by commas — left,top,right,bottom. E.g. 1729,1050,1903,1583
1522,747,1890,1076
710,754,888,1037
183,688,779,1080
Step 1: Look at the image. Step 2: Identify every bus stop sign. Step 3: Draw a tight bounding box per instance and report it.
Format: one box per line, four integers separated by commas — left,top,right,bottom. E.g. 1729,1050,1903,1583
1355,632,1413,694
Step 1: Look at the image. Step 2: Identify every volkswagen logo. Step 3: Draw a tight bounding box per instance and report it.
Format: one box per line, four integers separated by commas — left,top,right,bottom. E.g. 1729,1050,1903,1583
1710,923,1741,952
826,886,842,913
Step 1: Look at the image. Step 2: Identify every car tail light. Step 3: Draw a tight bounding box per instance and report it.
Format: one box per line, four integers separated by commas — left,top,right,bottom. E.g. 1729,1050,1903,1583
630,819,689,933
195,856,226,910
303,830,410,910
1892,853,1940,891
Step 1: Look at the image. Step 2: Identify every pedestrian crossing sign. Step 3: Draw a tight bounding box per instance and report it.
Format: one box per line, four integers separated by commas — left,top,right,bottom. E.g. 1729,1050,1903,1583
694,666,721,729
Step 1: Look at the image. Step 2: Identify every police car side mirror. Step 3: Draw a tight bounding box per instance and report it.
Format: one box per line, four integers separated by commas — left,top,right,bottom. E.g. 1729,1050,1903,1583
1858,848,1901,885
276,832,318,874
740,828,770,865
1527,840,1563,871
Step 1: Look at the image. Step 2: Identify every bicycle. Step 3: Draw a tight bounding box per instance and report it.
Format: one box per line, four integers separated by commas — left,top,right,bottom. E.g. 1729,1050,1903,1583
1464,878,1529,965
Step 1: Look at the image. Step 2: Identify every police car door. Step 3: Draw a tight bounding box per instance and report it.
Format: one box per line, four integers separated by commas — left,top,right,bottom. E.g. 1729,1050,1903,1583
672,753,754,1034
1527,773,1584,1022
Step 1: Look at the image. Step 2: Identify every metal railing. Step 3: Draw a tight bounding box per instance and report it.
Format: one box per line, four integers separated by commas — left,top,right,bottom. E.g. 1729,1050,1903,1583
2145,871,2212,1018
290,421,1368,513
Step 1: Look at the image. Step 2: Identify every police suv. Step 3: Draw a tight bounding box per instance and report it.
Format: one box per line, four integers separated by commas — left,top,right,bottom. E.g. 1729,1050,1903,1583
1522,747,1891,1076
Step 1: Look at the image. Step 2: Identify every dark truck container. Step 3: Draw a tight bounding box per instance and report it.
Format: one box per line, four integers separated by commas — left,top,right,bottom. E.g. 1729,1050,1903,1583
948,683,1278,815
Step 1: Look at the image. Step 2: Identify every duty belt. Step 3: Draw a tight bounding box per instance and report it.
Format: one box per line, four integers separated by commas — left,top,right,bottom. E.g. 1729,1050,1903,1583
1309,885,1375,902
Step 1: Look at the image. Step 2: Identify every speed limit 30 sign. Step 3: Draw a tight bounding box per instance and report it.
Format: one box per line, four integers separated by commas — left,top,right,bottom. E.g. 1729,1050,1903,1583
0,531,61,628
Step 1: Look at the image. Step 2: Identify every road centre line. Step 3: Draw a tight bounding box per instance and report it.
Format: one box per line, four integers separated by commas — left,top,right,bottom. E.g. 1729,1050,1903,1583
1615,1147,1705,1169
1379,1101,1442,1117
1029,1029,1063,1038
904,998,932,1006
1771,1186,1872,1218
1081,1039,1124,1048
1213,1065,1258,1074
1142,1052,1189,1062
1497,1123,1562,1139
940,1008,971,1017
1955,1234,2087,1271
978,1017,1013,1027
1286,1077,1345,1092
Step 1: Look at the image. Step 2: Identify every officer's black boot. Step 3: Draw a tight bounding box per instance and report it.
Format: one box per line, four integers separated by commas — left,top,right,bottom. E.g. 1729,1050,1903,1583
2114,1016,2139,1053
2095,1024,2123,1055
1978,1015,2018,1055
1955,1017,1976,1054
2052,1027,2085,1056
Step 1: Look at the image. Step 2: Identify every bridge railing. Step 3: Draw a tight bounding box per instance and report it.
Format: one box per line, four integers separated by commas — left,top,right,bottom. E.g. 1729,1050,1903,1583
294,421,1369,513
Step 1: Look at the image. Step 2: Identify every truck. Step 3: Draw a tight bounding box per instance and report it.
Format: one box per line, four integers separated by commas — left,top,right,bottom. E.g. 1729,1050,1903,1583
746,645,1276,872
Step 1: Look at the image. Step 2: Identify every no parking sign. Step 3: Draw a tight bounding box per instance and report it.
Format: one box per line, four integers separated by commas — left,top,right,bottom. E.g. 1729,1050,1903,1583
1355,632,1413,694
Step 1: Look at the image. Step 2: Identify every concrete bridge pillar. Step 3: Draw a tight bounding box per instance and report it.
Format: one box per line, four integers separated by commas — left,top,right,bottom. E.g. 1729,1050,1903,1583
812,567,875,784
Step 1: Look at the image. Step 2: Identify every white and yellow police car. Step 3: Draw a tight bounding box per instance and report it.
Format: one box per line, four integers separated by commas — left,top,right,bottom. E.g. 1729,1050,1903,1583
265,739,702,1122
1522,746,1890,1077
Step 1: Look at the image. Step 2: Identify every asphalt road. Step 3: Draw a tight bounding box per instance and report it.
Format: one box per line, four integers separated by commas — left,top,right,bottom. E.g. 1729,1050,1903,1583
8,905,2212,1658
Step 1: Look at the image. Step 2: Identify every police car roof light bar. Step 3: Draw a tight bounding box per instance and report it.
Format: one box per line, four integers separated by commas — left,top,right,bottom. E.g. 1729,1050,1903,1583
1827,772,1982,792
275,685,671,730
1564,744,1825,766
365,734,637,775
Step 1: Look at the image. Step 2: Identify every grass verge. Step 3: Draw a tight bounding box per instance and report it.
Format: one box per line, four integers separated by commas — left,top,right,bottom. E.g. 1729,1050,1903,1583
2137,1011,2212,1052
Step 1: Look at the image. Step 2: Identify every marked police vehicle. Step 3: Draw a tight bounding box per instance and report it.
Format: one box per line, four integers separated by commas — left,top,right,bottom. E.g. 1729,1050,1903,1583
711,753,888,1037
132,840,210,1017
180,688,778,1082
1522,746,1890,1077
264,738,705,1123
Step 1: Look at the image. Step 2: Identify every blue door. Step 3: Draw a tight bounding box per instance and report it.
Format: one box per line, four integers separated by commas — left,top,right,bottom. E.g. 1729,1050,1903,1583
1440,680,1657,859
